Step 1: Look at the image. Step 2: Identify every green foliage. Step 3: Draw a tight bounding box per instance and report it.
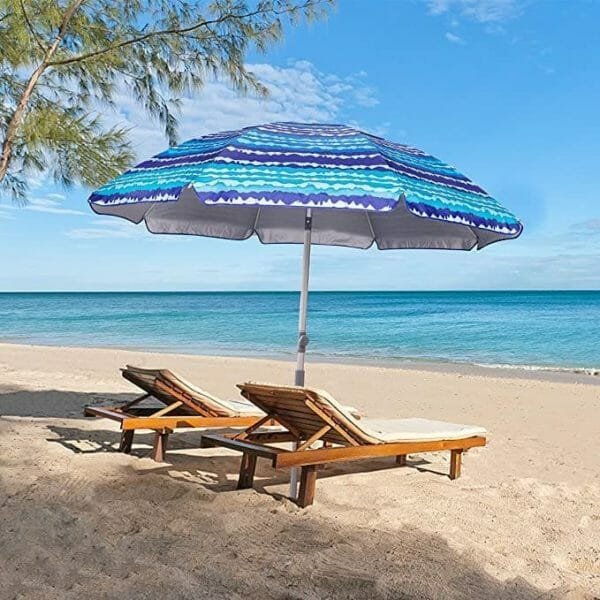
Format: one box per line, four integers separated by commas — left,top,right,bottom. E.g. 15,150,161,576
0,0,331,200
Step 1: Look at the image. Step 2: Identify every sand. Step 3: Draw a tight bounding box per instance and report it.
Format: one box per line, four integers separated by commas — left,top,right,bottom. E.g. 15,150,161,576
0,343,598,599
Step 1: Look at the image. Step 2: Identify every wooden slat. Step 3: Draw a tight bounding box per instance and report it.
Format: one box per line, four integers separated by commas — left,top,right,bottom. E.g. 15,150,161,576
266,406,322,420
261,406,325,420
150,400,183,418
232,414,273,440
124,406,192,416
200,433,287,463
261,413,303,439
121,415,260,431
296,425,331,452
268,414,326,432
240,391,306,410
122,393,150,409
274,437,486,468
259,407,334,429
322,431,351,445
84,406,127,422
154,378,216,417
245,431,299,444
254,397,309,410
305,399,361,446
121,368,186,408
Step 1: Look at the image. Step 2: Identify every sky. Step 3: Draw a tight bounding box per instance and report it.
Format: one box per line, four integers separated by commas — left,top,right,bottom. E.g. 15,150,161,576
1,0,599,291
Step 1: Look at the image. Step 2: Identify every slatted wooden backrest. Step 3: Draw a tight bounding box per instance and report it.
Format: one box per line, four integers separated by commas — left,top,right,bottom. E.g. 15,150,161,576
122,366,225,417
121,366,190,408
159,370,241,417
237,383,379,446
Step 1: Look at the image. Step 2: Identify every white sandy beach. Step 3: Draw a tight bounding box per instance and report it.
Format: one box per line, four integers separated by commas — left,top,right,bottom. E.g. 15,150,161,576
0,342,598,599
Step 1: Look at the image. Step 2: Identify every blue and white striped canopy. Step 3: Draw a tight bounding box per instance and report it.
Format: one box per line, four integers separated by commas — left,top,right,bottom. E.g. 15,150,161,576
90,122,522,250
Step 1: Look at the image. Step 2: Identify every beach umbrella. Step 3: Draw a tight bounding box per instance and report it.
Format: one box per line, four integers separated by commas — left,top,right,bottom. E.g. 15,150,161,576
89,122,522,496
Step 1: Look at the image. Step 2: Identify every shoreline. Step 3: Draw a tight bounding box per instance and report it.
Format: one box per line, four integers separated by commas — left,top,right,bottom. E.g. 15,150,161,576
1,341,598,386
3,290,598,382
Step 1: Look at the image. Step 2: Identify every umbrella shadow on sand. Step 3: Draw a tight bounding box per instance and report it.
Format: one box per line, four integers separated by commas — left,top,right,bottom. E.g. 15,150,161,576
0,386,135,419
0,459,567,600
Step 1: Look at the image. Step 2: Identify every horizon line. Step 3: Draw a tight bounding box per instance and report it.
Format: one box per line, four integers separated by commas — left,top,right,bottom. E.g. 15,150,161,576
1,289,599,294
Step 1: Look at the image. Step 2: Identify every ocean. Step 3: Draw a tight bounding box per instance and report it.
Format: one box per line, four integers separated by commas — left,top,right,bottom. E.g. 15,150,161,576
0,291,598,373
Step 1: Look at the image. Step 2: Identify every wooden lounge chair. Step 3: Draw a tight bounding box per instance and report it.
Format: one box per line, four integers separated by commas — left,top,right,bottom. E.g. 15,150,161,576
84,366,262,461
200,382,487,507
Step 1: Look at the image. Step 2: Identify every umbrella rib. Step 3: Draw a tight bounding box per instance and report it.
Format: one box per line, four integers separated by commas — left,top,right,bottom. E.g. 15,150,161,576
365,210,376,245
252,207,262,235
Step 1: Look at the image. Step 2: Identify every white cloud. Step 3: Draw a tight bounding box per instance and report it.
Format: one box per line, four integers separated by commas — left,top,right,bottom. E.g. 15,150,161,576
66,218,141,239
427,0,521,23
572,219,600,234
3,195,86,216
351,86,380,108
24,197,86,216
584,220,600,231
101,60,381,160
445,32,466,44
66,216,196,241
67,228,131,240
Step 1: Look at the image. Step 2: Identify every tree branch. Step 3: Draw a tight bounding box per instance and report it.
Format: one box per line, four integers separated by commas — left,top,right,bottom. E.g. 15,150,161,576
19,0,47,54
0,0,85,181
47,1,318,67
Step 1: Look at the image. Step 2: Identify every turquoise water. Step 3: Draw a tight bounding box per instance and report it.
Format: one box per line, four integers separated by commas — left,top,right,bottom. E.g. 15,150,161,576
0,291,599,371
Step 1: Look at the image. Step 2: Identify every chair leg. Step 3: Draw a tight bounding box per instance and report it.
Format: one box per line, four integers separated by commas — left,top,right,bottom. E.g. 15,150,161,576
297,465,318,508
395,454,407,466
152,431,169,462
119,430,134,454
450,449,462,479
237,453,257,489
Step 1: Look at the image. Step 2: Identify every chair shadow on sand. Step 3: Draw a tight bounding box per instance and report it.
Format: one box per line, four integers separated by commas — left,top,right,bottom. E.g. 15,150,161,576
1,386,456,494
46,422,443,492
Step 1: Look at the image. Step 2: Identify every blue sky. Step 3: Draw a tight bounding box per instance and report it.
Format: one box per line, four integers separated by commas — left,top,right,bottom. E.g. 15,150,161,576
2,0,599,291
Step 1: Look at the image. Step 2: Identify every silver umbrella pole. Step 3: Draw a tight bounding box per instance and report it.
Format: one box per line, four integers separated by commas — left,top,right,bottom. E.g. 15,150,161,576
290,208,312,499
294,208,312,387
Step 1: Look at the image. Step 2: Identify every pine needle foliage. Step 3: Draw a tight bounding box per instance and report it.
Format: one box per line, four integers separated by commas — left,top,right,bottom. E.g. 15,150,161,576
0,0,331,200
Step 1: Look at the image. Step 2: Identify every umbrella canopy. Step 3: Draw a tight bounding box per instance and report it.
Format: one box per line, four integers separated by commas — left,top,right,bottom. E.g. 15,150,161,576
89,122,522,498
90,122,522,250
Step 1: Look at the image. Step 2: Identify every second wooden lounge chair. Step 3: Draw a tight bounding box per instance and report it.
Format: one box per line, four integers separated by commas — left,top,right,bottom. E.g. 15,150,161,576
200,382,487,507
84,366,262,461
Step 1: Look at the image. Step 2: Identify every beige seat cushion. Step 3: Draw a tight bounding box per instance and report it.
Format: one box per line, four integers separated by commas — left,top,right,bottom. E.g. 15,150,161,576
169,374,262,416
220,397,265,416
359,417,487,443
